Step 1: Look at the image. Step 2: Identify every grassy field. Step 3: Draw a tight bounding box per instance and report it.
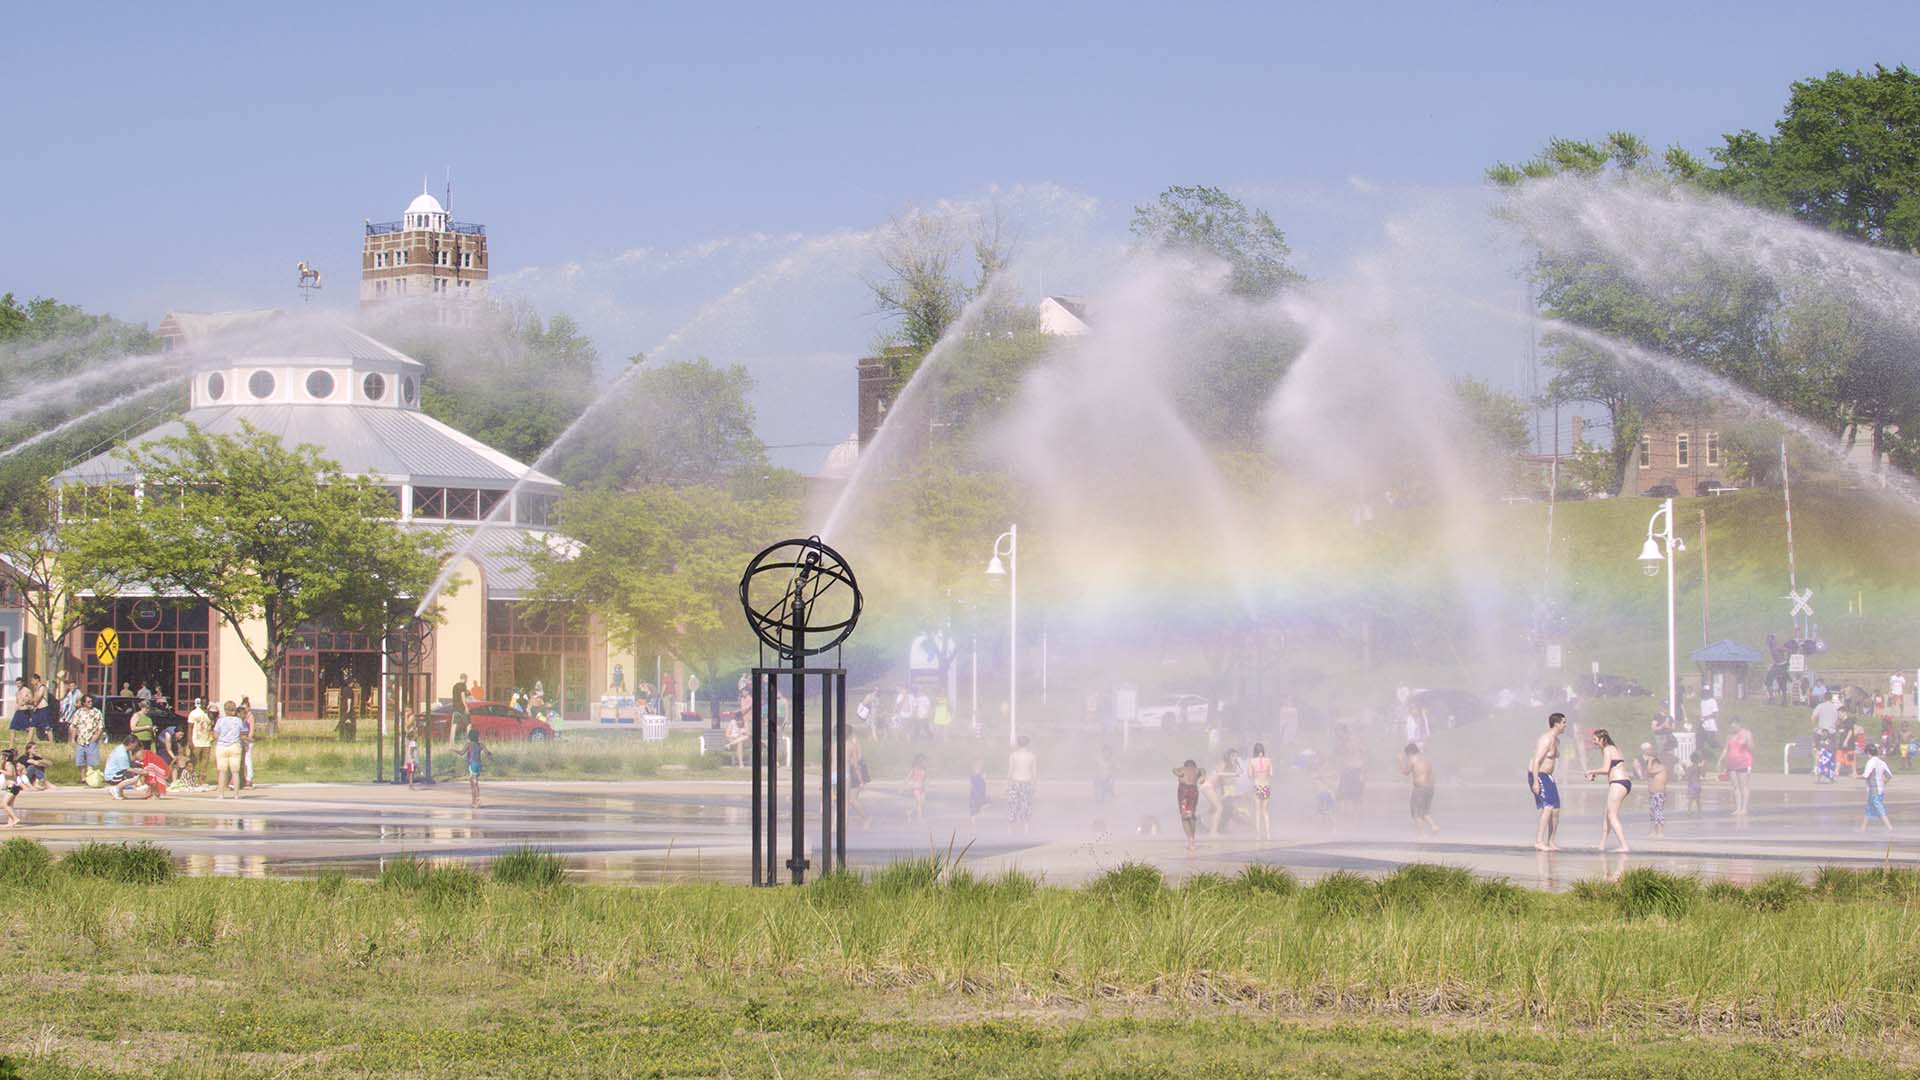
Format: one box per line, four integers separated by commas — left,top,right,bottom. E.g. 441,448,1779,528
2,838,1920,1077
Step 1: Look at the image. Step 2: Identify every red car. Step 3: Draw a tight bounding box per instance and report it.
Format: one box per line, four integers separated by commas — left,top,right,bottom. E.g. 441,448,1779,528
427,699,556,743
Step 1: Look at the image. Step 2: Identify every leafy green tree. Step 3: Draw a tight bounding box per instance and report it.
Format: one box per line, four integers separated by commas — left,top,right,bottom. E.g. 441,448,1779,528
866,208,1024,379
62,424,446,720
1450,377,1531,492
524,480,798,709
398,303,598,465
1129,185,1304,299
0,294,173,508
556,357,768,489
0,481,116,681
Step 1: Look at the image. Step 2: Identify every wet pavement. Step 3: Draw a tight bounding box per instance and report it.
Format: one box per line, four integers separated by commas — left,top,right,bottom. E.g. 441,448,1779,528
5,772,1915,888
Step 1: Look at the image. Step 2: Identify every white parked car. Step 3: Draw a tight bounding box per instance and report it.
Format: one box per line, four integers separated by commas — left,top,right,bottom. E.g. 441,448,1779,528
1135,694,1210,729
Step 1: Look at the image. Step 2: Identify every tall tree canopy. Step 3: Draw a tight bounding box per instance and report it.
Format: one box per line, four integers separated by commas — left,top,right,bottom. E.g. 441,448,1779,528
391,303,599,466
1491,67,1920,477
1129,185,1304,299
555,357,768,489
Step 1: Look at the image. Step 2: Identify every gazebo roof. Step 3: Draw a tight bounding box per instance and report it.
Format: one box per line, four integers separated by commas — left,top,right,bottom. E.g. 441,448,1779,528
1691,639,1766,664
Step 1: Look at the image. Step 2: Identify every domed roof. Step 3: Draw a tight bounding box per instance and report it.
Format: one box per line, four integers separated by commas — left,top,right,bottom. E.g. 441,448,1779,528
406,190,444,216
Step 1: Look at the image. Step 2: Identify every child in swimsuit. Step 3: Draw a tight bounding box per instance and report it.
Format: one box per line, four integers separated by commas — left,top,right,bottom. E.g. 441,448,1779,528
1248,743,1274,842
908,754,928,822
1685,751,1705,815
1172,760,1205,853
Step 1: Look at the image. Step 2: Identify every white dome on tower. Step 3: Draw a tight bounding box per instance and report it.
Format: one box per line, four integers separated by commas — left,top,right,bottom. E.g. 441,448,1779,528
406,191,445,216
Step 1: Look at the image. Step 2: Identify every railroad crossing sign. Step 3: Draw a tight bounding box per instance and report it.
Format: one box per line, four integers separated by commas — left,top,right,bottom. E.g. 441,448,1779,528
1786,588,1814,618
95,627,119,665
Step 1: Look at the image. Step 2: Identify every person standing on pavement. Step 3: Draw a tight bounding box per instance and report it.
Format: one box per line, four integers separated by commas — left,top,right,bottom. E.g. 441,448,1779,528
1007,736,1038,835
70,694,104,773
212,700,247,799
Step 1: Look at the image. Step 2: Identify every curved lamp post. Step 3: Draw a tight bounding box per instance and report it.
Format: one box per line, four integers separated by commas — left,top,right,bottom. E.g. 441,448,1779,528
1638,498,1684,724
986,524,1017,747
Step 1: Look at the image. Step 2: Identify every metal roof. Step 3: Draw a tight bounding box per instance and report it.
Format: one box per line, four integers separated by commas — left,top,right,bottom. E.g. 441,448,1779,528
186,314,423,369
53,404,558,487
1691,639,1766,664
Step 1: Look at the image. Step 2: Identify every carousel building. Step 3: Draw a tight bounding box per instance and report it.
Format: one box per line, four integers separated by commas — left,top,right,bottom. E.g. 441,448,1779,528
51,315,621,725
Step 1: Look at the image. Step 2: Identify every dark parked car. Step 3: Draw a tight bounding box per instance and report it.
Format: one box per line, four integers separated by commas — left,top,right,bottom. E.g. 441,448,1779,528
1589,674,1651,698
1408,689,1491,729
1644,483,1680,498
427,699,555,742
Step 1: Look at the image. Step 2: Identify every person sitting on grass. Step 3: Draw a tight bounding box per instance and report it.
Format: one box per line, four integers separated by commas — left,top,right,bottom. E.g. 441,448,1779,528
20,740,50,791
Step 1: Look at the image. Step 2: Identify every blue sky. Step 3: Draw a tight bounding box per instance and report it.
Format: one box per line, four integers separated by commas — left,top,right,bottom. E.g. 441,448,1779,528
3,2,1913,462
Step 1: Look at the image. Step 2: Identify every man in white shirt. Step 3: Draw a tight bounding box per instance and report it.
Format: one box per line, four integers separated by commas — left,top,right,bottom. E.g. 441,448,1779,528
1698,691,1720,734
1891,672,1908,717
1860,744,1894,832
1813,696,1844,735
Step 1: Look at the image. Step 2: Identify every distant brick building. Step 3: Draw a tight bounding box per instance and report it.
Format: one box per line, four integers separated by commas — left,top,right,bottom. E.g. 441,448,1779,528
1632,409,1732,496
361,183,488,318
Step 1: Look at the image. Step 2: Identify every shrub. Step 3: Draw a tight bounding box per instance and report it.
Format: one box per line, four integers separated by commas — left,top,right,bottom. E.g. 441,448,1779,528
872,857,945,895
1472,878,1531,914
989,869,1039,901
1302,871,1379,918
1614,868,1696,919
1815,866,1920,902
807,868,863,907
492,847,569,888
1568,879,1614,904
0,838,55,887
1087,862,1166,910
62,842,175,885
1702,880,1746,904
1233,864,1298,897
1379,864,1475,909
379,856,481,903
1180,872,1232,894
1744,874,1810,912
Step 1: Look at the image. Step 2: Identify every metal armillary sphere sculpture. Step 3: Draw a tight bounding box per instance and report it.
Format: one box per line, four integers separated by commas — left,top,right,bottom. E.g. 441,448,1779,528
739,536,862,660
738,536,862,885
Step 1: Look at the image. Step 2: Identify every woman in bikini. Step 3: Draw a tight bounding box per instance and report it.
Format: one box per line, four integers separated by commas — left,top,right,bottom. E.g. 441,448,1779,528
1248,743,1274,841
1583,727,1632,853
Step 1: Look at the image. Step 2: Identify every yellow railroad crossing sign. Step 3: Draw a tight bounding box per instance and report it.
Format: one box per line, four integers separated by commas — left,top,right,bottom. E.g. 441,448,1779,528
95,627,119,666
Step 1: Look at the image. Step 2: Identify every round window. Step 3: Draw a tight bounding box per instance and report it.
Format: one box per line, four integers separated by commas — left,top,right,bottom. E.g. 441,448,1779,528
305,370,336,400
206,373,225,401
402,376,417,404
248,370,276,399
131,599,163,632
362,373,386,401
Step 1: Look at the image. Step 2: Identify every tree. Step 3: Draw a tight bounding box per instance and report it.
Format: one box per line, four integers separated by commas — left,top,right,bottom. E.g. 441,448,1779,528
1129,185,1304,299
0,294,173,509
1450,376,1531,493
1129,185,1306,443
63,424,446,721
1707,65,1920,251
524,479,799,708
866,208,1023,379
388,303,599,465
0,481,117,681
555,357,768,489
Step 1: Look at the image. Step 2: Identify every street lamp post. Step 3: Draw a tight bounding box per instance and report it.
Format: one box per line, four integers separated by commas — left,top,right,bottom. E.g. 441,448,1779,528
1638,498,1684,723
986,524,1017,747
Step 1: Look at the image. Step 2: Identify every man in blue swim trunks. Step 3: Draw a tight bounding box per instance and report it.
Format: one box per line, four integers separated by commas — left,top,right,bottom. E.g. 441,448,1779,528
1529,712,1569,851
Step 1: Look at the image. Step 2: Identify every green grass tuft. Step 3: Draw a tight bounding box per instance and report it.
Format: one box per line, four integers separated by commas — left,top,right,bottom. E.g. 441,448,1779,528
1233,864,1298,897
1472,877,1532,914
1379,863,1476,909
1745,874,1811,911
1302,870,1378,918
871,857,946,894
1614,868,1697,919
1087,862,1167,910
378,856,482,903
0,837,55,886
61,841,175,885
491,847,569,888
